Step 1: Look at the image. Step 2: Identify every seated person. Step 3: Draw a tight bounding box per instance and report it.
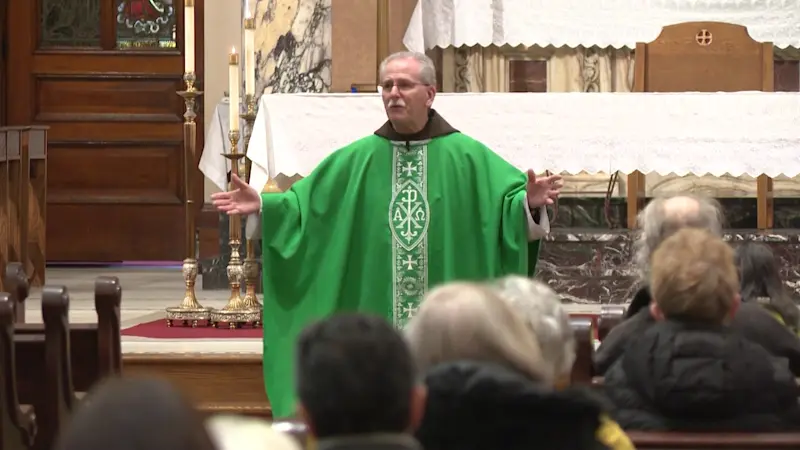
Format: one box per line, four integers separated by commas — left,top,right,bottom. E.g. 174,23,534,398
595,195,800,376
735,241,800,335
494,276,633,449
603,228,800,432
406,281,627,450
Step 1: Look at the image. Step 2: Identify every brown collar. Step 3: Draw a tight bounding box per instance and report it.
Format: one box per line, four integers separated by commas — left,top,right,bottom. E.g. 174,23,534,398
374,109,458,141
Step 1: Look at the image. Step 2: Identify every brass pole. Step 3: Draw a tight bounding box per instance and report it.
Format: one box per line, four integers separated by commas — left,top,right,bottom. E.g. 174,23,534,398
165,72,211,327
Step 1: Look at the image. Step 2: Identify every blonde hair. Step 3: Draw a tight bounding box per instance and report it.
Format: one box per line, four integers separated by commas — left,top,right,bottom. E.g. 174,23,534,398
494,276,576,378
405,282,552,383
650,228,738,324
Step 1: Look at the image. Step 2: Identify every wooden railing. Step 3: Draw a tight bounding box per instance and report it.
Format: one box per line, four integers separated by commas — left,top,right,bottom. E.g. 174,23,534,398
0,126,49,291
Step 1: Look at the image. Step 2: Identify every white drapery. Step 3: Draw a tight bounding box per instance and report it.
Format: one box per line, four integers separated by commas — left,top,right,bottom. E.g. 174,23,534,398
244,92,800,198
404,0,800,52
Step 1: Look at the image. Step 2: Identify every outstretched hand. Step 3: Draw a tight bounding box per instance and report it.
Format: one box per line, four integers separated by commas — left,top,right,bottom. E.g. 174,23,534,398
211,173,261,215
526,170,563,209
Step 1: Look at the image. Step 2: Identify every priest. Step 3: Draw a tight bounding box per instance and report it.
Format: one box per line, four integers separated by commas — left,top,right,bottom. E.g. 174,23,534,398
211,51,562,418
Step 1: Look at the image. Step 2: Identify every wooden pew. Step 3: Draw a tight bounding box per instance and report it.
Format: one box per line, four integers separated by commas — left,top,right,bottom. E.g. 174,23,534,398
627,431,800,449
0,293,34,450
4,263,27,323
597,305,626,341
16,276,123,388
570,317,594,384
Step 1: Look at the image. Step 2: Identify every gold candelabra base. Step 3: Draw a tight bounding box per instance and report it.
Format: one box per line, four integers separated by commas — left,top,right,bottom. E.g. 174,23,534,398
166,258,211,327
209,246,261,328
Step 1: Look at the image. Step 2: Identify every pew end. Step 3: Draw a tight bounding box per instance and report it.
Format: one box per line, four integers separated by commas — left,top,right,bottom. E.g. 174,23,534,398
598,305,626,341
569,317,594,384
94,276,122,375
3,262,27,323
0,293,35,449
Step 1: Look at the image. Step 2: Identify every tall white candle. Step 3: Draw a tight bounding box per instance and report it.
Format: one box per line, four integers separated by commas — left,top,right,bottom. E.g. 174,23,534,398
229,48,240,132
244,12,256,96
184,0,195,73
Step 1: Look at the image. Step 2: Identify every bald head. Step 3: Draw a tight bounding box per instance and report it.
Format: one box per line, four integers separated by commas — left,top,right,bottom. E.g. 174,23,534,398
634,195,724,282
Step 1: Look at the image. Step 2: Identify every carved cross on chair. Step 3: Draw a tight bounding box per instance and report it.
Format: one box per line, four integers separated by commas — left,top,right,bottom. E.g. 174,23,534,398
695,29,713,46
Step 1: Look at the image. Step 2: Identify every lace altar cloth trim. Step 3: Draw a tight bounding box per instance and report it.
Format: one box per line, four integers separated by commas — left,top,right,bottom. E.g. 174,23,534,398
402,0,800,52
245,92,800,192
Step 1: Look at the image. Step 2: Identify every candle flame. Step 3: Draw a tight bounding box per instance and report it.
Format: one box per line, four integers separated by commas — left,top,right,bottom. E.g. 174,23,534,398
245,10,252,19
231,46,237,54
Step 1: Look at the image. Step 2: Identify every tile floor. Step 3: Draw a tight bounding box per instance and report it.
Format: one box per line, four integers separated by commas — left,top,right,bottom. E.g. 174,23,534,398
26,268,605,355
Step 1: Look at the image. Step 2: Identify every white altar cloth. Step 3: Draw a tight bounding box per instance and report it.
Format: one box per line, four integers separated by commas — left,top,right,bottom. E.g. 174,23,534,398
403,0,800,52
243,92,800,196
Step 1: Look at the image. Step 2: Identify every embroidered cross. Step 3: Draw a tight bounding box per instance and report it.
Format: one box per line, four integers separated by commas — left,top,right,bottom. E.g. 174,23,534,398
402,255,417,270
401,162,416,177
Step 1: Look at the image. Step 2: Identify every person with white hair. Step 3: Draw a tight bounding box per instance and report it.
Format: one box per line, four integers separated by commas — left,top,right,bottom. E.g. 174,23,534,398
406,281,631,450
494,276,633,449
594,194,800,376
211,50,561,418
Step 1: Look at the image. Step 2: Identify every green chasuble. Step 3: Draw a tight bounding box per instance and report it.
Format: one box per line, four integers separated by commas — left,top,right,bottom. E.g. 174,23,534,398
259,110,542,417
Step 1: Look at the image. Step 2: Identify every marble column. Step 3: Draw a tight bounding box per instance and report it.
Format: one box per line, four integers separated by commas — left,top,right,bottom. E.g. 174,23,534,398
202,0,332,290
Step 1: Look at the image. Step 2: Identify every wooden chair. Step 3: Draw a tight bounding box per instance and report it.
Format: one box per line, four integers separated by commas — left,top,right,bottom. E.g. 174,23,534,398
627,431,800,449
570,317,594,384
630,22,775,230
0,293,34,450
597,305,626,341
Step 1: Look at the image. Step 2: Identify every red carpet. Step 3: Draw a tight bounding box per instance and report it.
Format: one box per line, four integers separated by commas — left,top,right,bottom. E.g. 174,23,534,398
122,313,598,340
122,319,263,339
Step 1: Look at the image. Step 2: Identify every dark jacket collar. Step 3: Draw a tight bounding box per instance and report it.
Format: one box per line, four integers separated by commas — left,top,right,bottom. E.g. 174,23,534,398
626,286,652,319
316,433,421,450
374,109,458,141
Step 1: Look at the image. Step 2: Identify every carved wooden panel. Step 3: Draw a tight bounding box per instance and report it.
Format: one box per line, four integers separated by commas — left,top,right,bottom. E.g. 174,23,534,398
47,143,181,203
775,60,799,92
34,75,183,122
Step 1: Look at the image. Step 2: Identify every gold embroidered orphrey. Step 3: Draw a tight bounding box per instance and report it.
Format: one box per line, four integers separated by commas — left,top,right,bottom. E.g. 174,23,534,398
389,140,430,328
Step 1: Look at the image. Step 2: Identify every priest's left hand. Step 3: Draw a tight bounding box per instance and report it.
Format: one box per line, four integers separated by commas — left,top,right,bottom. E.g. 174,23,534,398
526,170,563,208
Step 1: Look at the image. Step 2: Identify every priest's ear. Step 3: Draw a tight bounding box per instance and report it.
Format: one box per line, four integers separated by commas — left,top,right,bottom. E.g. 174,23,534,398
424,84,436,109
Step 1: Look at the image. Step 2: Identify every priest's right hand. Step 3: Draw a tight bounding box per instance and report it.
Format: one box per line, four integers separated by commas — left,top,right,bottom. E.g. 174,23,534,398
211,173,260,215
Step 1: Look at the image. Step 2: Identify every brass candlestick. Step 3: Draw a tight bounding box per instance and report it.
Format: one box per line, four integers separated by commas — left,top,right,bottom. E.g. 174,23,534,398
166,72,211,327
240,94,263,314
210,129,261,328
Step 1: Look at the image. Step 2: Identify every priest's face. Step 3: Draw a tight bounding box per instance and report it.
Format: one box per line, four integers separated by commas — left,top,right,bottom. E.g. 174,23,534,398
380,58,435,134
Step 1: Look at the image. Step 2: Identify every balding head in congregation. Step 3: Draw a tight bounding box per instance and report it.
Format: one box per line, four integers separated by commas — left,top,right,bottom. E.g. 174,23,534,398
634,194,724,282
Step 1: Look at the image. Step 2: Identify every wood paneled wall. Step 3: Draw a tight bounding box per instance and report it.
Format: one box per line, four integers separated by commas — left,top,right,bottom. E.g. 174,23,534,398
330,0,417,92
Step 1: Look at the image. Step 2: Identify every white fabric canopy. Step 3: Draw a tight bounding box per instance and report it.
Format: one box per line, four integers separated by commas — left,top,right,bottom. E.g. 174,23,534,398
403,0,800,52
244,92,800,196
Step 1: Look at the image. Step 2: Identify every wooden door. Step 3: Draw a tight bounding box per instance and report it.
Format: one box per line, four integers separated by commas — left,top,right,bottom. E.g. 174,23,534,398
6,0,204,261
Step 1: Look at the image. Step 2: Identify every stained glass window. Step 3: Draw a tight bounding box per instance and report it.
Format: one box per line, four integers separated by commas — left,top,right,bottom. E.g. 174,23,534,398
115,0,177,49
40,0,101,48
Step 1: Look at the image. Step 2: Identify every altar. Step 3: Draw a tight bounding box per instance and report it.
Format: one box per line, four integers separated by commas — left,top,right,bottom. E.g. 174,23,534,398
226,91,800,303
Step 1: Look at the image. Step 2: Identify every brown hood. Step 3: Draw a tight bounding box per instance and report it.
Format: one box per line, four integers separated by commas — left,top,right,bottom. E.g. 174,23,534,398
374,109,458,141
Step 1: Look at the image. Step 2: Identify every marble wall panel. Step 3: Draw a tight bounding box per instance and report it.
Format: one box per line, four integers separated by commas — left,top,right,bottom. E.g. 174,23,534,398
539,229,800,305
252,0,332,95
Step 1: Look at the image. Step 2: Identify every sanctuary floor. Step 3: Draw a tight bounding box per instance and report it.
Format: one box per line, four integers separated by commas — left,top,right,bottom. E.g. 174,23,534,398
27,267,604,355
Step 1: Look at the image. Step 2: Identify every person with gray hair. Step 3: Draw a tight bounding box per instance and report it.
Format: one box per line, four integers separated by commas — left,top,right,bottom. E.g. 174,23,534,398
594,194,800,376
211,50,562,417
493,276,576,383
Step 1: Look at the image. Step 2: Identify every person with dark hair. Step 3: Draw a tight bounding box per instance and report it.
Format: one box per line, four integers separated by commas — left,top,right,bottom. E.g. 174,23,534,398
296,313,426,450
55,378,216,450
735,241,800,334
